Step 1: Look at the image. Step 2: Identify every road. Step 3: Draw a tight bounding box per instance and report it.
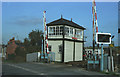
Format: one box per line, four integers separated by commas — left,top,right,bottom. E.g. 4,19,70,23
2,62,108,75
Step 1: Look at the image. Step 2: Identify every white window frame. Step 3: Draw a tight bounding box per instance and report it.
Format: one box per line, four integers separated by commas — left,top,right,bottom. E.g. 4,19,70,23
74,29,83,39
48,26,63,36
70,27,73,37
80,30,83,39
59,26,63,35
65,26,70,36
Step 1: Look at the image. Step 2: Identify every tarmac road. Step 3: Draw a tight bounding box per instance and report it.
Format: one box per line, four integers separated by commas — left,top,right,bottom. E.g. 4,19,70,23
2,62,108,75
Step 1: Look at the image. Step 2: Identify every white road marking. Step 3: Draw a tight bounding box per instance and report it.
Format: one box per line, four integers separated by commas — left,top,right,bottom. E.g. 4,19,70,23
33,62,64,68
67,65,72,66
33,62,51,66
7,64,46,75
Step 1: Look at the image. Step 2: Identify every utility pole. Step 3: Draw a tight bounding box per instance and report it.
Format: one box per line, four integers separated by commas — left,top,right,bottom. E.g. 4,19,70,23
101,44,103,71
92,0,95,55
118,28,120,72
43,11,46,59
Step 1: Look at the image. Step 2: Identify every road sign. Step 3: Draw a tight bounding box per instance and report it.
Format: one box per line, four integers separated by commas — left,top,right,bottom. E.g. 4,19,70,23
109,44,114,47
96,32,111,44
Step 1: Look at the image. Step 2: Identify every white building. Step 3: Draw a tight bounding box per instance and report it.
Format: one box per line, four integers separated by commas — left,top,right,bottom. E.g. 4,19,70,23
0,45,6,59
47,17,86,62
85,48,104,55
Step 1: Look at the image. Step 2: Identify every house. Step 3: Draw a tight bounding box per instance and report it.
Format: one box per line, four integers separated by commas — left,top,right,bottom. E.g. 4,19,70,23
6,37,24,59
6,37,17,58
84,48,105,60
0,44,7,59
46,17,86,62
85,48,104,55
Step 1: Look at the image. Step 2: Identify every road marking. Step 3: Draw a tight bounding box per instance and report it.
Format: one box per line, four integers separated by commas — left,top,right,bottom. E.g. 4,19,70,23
67,65,72,66
7,64,46,75
33,62,51,66
33,62,65,68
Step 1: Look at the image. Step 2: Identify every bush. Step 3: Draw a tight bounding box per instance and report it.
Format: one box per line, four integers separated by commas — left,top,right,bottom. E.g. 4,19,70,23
14,56,25,63
15,47,26,57
13,47,26,62
8,54,16,60
25,46,40,53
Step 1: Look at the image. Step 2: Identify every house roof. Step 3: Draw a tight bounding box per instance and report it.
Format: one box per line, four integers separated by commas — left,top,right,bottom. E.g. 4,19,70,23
47,18,86,30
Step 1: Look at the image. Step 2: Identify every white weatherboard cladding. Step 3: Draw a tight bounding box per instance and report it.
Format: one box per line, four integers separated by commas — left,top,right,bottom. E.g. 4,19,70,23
75,42,83,61
64,41,74,62
48,40,62,62
48,36,63,39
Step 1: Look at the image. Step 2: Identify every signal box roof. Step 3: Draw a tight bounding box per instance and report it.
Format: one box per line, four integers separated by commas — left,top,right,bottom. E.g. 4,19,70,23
47,18,86,30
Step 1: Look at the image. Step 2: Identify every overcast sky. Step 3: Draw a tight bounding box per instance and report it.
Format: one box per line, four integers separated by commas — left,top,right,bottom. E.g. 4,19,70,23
2,2,118,47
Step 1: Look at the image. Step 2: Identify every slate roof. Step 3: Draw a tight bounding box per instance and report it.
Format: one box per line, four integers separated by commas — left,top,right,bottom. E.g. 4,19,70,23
47,18,86,30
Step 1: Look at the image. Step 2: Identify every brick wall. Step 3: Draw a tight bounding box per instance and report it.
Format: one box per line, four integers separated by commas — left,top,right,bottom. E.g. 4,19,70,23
6,38,18,58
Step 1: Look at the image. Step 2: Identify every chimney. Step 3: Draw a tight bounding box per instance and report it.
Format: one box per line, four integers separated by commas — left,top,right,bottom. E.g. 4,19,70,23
71,18,72,22
12,37,15,41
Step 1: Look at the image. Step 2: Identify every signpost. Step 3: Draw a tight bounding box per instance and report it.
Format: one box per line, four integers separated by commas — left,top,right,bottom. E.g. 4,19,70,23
109,41,114,47
109,41,114,72
96,32,111,71
96,33,111,44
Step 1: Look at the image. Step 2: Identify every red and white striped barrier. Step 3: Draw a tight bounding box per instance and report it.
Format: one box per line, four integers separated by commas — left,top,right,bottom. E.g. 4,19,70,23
94,0,98,33
43,11,49,54
93,0,98,33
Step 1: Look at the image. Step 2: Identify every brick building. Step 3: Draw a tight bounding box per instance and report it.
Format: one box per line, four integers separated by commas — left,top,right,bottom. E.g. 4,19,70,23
6,37,23,59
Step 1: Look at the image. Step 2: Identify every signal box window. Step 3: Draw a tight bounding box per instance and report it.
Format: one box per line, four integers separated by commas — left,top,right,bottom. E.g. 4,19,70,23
48,46,51,52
